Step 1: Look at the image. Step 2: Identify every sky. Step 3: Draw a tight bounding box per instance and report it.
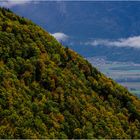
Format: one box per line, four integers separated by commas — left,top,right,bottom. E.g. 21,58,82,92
84,36,140,49
0,0,32,7
51,32,69,42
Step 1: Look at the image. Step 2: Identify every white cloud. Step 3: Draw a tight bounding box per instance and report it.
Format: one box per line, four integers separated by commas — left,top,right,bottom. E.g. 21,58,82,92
51,32,69,42
85,36,140,49
0,0,38,8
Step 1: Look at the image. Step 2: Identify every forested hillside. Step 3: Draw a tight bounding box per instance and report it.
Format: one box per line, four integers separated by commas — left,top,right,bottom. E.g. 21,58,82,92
0,8,140,139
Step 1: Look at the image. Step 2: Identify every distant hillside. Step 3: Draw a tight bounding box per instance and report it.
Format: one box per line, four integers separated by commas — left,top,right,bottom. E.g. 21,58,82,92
0,8,140,139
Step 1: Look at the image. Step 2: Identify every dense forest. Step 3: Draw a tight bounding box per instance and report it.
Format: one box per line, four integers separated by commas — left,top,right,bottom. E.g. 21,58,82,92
0,8,140,139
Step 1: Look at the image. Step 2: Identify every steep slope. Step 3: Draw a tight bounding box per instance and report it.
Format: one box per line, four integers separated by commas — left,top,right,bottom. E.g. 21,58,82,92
0,8,140,139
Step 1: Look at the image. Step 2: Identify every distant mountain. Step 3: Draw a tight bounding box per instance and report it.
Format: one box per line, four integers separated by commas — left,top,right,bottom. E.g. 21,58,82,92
0,8,140,139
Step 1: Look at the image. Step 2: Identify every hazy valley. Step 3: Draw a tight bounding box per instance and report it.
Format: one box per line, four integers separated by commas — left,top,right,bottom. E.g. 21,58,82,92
87,57,140,98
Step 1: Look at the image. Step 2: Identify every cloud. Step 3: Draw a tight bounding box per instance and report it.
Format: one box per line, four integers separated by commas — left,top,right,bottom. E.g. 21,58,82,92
85,36,140,49
0,0,38,8
51,32,69,42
